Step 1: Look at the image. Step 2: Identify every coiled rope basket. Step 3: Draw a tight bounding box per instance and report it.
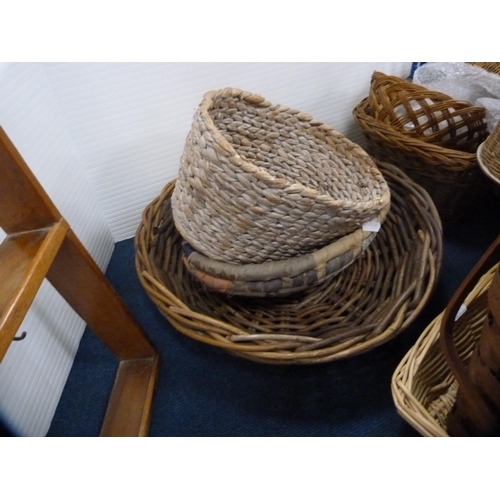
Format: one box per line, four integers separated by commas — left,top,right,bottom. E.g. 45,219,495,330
171,87,391,264
135,160,442,365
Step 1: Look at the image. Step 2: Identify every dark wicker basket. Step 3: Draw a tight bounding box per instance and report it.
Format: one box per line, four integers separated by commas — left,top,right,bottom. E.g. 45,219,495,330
353,96,491,222
135,160,442,365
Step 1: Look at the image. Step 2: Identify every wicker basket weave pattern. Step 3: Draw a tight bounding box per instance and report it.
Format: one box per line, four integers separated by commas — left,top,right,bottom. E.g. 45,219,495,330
391,264,496,436
353,97,490,221
172,88,390,264
478,119,500,184
368,72,488,153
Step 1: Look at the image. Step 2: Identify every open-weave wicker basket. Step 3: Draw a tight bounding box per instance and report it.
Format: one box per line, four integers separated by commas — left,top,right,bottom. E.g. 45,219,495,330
171,87,391,264
391,249,500,436
353,98,490,223
368,71,488,152
135,160,442,365
468,62,500,74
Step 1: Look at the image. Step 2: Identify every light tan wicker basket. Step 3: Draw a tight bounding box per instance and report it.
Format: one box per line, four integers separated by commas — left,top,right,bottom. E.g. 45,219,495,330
478,119,500,186
172,87,391,264
392,258,499,437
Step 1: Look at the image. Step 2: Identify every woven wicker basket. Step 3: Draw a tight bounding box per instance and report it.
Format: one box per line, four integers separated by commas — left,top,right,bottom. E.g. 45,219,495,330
468,62,500,74
180,202,390,297
353,96,490,222
135,160,442,365
368,71,488,152
171,87,391,264
391,237,500,436
478,119,500,186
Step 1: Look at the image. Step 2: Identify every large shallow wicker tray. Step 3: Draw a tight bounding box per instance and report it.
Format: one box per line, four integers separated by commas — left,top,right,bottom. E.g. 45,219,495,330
135,161,442,365
391,263,498,437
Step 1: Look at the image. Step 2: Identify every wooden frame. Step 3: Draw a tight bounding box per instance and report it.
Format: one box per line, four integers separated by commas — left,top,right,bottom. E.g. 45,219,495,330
0,127,159,436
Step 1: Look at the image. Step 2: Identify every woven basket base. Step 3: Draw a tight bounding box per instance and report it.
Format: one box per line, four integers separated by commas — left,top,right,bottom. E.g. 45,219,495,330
180,202,390,298
391,264,498,436
135,161,442,365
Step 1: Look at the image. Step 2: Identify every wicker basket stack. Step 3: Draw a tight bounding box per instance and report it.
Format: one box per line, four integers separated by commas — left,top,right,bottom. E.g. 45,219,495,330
170,88,391,297
135,160,442,364
353,68,494,222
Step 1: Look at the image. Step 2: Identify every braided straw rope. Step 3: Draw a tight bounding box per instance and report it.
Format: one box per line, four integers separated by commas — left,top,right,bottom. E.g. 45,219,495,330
180,203,390,297
135,161,442,365
391,264,497,436
171,88,390,264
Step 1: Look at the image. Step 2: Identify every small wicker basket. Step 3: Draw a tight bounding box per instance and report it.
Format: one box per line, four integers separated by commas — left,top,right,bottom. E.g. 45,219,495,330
172,87,391,264
391,237,500,436
368,71,488,152
135,160,442,365
353,97,490,222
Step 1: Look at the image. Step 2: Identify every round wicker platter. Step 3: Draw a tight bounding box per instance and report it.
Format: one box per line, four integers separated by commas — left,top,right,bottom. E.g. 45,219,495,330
135,160,442,365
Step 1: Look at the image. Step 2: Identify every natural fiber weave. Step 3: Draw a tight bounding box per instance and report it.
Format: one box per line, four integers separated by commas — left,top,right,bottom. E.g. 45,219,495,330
391,264,498,437
135,160,442,365
368,71,488,153
180,202,390,297
171,87,391,264
468,62,500,75
477,119,500,186
353,97,490,222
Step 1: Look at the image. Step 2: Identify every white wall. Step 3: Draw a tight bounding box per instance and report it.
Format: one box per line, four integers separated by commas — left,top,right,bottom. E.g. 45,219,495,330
0,62,412,436
43,62,411,241
0,63,114,436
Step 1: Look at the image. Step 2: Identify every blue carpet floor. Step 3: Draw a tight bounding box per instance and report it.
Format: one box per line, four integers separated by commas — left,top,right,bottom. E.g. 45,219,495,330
47,189,500,437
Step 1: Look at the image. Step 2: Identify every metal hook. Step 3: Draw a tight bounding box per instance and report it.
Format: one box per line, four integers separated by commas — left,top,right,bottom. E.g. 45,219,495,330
13,331,27,341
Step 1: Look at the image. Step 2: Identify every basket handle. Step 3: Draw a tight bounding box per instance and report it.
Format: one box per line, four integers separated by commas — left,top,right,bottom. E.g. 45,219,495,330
440,234,500,420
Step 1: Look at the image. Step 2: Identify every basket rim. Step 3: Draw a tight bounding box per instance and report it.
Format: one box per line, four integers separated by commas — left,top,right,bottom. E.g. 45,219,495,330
477,141,500,186
196,87,391,212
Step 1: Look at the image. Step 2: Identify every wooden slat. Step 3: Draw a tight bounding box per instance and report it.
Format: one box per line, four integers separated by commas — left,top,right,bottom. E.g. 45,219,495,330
0,220,69,360
0,127,61,234
0,126,159,436
100,357,159,437
47,230,157,360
